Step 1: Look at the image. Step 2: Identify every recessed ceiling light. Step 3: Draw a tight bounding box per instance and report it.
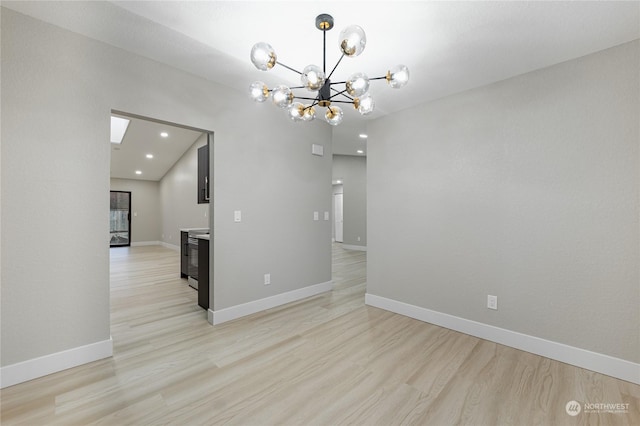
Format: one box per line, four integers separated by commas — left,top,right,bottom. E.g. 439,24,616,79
359,134,368,139
160,132,169,138
146,154,154,159
110,116,130,144
135,170,142,175
357,150,364,154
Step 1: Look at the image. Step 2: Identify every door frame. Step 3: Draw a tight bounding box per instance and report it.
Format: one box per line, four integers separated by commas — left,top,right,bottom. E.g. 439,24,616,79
333,187,344,243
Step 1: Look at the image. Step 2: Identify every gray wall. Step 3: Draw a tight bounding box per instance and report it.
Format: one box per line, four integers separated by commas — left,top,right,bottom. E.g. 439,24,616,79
110,178,161,244
211,109,332,310
1,9,331,367
159,133,209,247
367,41,639,363
333,155,367,247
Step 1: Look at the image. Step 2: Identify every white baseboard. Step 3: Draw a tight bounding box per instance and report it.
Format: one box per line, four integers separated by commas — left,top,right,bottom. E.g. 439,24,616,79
0,338,113,389
160,241,180,251
209,280,333,325
130,241,181,252
131,241,160,247
342,244,367,251
365,294,639,385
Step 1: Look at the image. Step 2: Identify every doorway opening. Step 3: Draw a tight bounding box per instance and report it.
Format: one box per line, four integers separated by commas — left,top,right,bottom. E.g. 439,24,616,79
333,184,344,243
110,191,131,247
109,110,215,328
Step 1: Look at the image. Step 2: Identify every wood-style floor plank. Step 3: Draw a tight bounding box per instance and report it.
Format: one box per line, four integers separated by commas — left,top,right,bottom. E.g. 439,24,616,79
1,244,638,425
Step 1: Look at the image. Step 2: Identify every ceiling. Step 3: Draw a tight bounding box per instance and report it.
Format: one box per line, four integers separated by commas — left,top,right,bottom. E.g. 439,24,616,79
110,114,203,181
4,1,639,161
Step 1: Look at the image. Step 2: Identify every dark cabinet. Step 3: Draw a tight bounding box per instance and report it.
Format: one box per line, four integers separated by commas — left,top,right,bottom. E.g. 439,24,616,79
198,238,210,310
180,231,189,278
197,140,210,204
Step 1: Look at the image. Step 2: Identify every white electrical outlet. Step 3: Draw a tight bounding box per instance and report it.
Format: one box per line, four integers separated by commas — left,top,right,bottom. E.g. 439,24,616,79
487,295,498,310
264,273,271,285
324,211,329,221
314,211,319,221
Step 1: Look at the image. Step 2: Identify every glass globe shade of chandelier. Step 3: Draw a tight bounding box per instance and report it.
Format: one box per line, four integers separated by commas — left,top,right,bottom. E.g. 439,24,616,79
249,13,409,126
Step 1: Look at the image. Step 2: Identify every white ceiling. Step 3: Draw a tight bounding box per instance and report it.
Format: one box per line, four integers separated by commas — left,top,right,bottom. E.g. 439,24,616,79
5,1,639,161
110,114,203,181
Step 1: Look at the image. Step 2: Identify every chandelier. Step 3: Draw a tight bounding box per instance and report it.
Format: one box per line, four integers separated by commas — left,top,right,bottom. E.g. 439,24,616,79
249,13,409,126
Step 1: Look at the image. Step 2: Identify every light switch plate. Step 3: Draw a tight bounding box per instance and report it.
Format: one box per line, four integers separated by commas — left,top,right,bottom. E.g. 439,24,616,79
324,211,329,221
313,211,319,221
487,295,498,310
311,144,324,156
234,210,242,222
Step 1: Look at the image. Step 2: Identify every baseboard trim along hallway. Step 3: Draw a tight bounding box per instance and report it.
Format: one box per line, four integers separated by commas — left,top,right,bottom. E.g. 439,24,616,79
342,244,367,251
160,241,180,251
365,293,640,385
0,338,113,389
210,280,334,325
131,241,162,247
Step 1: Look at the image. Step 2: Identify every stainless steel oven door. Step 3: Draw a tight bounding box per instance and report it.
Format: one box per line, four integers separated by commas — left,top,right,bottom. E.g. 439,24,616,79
187,236,198,289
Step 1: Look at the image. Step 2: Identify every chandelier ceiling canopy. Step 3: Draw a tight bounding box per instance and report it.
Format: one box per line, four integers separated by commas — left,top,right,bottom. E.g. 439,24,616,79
249,13,409,126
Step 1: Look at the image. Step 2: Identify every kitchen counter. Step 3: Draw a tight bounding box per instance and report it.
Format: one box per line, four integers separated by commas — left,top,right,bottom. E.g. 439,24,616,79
180,228,209,232
195,234,210,240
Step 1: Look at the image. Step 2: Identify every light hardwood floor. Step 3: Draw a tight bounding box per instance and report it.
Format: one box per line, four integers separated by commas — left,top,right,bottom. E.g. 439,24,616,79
1,244,639,425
